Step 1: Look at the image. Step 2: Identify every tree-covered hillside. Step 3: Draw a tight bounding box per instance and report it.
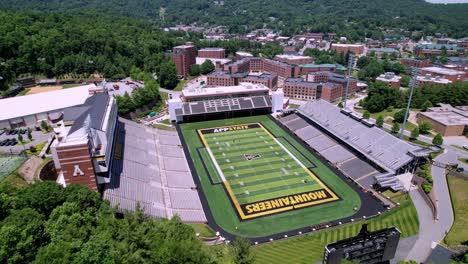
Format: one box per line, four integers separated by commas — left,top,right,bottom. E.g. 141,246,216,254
0,0,467,38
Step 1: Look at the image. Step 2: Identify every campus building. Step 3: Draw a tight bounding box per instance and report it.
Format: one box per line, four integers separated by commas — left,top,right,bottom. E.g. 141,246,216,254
206,71,278,88
273,54,314,65
50,93,118,191
417,104,468,136
171,42,197,78
415,44,464,57
420,66,465,82
331,44,365,55
400,58,430,69
376,72,402,88
223,57,300,78
299,63,346,75
168,83,284,122
0,84,97,129
416,75,452,86
198,47,225,59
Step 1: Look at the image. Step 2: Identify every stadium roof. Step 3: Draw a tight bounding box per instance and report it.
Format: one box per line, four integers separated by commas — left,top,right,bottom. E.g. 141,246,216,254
298,100,424,172
0,84,93,121
175,95,271,117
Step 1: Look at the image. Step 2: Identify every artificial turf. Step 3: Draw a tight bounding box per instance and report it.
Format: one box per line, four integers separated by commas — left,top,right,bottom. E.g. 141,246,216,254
180,115,362,238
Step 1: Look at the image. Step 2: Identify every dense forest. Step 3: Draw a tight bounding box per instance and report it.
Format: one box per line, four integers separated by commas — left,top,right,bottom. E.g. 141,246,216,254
0,10,191,91
1,0,467,38
0,181,254,264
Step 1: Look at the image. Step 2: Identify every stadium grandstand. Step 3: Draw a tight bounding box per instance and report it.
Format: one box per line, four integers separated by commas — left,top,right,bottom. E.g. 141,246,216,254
168,83,284,122
281,100,434,191
104,118,207,222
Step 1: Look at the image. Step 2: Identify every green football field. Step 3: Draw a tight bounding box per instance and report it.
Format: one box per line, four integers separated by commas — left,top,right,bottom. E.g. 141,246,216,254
180,115,362,237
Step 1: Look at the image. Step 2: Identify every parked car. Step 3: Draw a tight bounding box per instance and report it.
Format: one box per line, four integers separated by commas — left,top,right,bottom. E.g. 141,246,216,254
0,130,5,136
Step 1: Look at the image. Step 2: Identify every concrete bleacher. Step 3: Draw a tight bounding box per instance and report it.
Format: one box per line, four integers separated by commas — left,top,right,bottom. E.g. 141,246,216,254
298,100,421,173
104,118,207,223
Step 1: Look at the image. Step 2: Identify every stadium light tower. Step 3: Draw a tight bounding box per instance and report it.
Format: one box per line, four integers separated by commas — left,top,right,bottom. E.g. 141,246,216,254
343,54,355,109
399,68,421,139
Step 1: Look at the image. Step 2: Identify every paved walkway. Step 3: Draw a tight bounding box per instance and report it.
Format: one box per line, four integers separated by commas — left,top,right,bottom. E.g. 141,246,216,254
403,152,454,262
0,131,52,154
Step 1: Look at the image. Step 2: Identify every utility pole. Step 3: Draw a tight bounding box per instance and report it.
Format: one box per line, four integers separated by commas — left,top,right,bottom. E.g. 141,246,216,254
400,68,421,139
343,54,354,109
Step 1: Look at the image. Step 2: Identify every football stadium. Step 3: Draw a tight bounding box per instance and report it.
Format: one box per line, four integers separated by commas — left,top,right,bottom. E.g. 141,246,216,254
179,115,385,239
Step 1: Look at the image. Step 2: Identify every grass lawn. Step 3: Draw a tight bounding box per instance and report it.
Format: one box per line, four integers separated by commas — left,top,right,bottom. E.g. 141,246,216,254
62,83,83,89
173,79,187,91
153,123,175,131
18,88,31,96
160,118,171,125
254,194,419,264
180,116,361,238
189,223,216,237
24,141,48,156
459,158,468,165
356,108,401,120
1,172,27,187
444,175,468,247
288,104,300,108
451,145,468,152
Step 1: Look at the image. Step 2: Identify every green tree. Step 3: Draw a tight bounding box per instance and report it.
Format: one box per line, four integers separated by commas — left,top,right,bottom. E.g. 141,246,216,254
400,75,410,87
260,43,283,59
421,100,433,112
17,134,23,143
338,102,343,108
231,237,255,264
200,60,215,75
159,61,178,89
419,121,432,134
391,122,400,134
189,64,201,76
0,208,47,263
115,92,135,115
363,110,370,119
410,127,420,139
393,109,406,123
40,120,49,132
27,129,33,141
376,115,384,127
432,133,443,146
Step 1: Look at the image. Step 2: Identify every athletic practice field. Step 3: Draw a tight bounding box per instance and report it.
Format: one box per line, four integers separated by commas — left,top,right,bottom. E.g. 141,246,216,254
180,116,362,237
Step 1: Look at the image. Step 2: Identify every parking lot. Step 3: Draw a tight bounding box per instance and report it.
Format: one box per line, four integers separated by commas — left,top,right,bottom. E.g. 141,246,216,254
0,129,52,154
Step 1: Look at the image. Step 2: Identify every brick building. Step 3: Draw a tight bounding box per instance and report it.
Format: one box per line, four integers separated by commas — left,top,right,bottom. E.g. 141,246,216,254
50,93,118,191
206,71,277,88
320,83,344,102
235,51,253,60
171,42,197,78
274,54,314,65
307,71,332,83
376,72,402,88
223,57,299,78
400,58,431,69
283,78,343,102
415,44,464,57
331,44,365,55
198,47,226,59
306,72,359,94
417,104,468,136
420,67,465,82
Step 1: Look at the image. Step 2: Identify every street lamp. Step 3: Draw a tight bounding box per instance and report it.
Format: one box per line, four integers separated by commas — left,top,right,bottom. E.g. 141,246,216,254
343,54,355,109
399,68,421,139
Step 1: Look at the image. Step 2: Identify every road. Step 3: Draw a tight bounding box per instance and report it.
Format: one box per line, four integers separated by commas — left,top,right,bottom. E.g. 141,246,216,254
403,152,455,262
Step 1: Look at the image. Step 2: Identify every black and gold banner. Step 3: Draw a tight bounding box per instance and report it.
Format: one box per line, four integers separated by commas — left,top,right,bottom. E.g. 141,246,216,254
240,189,336,218
200,123,260,134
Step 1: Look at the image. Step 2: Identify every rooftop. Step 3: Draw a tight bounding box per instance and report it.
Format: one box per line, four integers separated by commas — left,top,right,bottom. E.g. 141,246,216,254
182,83,269,98
0,84,94,121
274,54,312,60
420,106,468,126
416,43,463,51
199,47,225,51
416,75,451,84
332,43,364,47
422,66,465,75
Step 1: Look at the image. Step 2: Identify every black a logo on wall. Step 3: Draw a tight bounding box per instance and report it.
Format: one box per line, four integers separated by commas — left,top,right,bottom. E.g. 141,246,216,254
244,154,262,161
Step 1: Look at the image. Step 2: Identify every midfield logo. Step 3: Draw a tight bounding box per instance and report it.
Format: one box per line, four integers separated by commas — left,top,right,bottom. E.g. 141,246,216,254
244,153,262,161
